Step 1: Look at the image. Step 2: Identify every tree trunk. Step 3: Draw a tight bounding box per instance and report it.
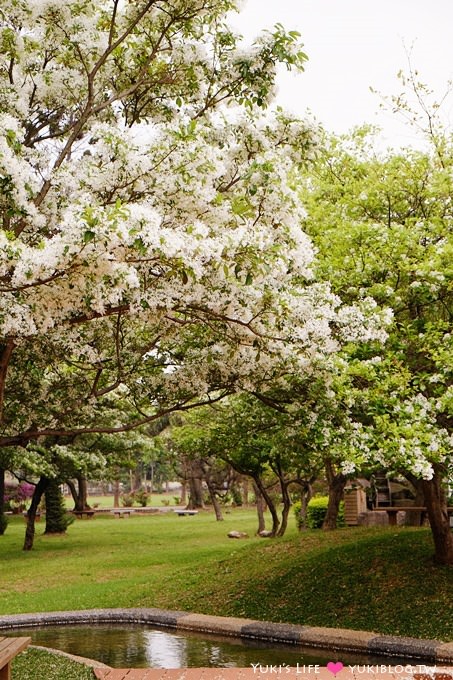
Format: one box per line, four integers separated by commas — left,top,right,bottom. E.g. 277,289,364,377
297,482,313,531
113,478,121,507
421,467,453,565
323,460,346,531
23,477,48,551
242,478,249,506
253,475,280,536
206,478,223,521
187,476,204,509
277,480,291,537
67,475,91,511
0,467,7,535
253,481,266,534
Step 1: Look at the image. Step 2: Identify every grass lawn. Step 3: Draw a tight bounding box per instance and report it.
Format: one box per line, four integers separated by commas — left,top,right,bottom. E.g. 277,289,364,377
1,509,452,644
12,647,95,680
64,492,181,509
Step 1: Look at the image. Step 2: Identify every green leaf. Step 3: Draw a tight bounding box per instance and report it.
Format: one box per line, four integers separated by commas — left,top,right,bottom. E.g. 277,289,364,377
83,230,96,243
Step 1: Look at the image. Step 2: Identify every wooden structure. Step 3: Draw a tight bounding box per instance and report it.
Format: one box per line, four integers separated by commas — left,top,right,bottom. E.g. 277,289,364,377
174,510,198,516
0,636,31,680
344,484,368,526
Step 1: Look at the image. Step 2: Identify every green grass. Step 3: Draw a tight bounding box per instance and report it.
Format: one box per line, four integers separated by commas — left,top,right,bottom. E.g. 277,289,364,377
1,510,452,643
12,647,95,680
64,492,181,509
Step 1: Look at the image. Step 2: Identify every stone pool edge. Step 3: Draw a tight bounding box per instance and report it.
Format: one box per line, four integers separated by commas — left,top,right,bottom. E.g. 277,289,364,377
0,608,452,665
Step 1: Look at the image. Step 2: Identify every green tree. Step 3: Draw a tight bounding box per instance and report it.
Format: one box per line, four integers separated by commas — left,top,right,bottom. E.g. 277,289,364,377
301,121,453,563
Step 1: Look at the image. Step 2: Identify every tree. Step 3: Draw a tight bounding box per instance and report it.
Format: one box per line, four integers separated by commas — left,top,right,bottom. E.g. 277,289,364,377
169,391,334,537
0,0,391,527
0,0,316,446
301,120,453,563
44,478,73,535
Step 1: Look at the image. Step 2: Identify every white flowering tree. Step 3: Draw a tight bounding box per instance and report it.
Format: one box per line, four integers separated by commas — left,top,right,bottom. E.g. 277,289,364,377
301,123,453,564
0,0,391,492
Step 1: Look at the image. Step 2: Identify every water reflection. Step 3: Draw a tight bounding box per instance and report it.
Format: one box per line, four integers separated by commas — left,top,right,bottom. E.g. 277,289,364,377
4,625,413,668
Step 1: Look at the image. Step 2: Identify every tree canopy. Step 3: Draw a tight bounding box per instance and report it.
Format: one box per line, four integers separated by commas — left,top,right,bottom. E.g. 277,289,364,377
0,0,387,453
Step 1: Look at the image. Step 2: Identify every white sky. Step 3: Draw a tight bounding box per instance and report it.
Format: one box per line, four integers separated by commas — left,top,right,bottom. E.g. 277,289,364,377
229,0,453,148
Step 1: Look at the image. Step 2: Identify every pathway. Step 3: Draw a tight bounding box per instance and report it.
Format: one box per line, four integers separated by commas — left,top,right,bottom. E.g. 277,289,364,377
94,667,453,680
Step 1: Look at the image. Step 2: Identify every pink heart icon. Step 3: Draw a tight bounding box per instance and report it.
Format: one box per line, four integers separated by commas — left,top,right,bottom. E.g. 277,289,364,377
327,662,344,675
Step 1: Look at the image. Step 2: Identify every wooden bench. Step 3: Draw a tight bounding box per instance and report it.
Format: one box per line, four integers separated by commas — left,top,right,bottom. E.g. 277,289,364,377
111,509,134,518
0,636,31,680
373,506,453,526
71,509,96,519
174,509,198,516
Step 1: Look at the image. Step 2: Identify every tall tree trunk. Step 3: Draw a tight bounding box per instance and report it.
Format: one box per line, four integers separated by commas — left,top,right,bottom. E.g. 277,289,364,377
206,477,223,521
253,481,266,534
0,467,7,535
187,476,204,509
323,460,346,531
23,477,48,551
277,479,291,537
242,478,249,506
67,475,91,511
421,466,453,565
297,481,313,531
253,475,280,537
113,478,121,507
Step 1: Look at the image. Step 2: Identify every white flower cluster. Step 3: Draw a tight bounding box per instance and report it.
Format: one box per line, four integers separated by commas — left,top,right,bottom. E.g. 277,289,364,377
0,0,391,447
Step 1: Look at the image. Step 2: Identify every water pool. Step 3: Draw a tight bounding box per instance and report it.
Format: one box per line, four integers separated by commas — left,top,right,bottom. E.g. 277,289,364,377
4,624,412,668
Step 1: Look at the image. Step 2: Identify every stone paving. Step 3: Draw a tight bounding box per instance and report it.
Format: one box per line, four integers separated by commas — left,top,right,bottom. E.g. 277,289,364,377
93,668,453,680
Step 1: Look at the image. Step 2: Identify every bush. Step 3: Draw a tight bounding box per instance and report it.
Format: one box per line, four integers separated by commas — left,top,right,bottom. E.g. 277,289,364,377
230,486,243,507
121,493,135,507
133,489,149,507
44,480,74,533
4,481,35,514
294,496,345,529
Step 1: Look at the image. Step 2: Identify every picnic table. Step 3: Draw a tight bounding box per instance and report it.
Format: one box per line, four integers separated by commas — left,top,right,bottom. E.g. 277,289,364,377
174,509,198,517
0,636,31,680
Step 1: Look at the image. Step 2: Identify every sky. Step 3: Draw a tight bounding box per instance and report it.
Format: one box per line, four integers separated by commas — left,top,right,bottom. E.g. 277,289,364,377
229,0,453,148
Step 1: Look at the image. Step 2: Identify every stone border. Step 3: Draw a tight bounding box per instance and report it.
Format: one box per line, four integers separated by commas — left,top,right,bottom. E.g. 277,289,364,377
0,609,451,664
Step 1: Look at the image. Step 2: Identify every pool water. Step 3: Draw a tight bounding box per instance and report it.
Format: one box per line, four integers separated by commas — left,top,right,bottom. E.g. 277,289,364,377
4,624,412,668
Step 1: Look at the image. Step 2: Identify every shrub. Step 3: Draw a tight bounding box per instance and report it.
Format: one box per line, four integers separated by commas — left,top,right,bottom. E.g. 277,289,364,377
294,496,345,529
44,480,74,533
230,486,243,507
121,493,135,507
4,481,35,513
133,489,149,507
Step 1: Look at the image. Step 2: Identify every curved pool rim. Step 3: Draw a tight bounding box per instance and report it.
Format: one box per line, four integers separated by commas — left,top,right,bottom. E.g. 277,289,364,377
0,608,452,664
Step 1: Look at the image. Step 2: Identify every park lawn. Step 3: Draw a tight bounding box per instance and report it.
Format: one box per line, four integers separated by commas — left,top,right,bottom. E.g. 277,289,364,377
64,493,181,509
1,509,452,642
